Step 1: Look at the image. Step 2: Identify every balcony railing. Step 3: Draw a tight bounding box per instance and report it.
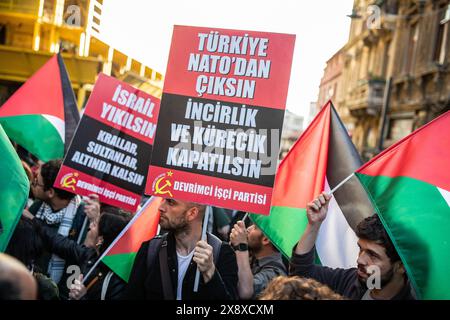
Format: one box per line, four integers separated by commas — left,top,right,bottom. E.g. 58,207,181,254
0,0,39,15
347,78,386,116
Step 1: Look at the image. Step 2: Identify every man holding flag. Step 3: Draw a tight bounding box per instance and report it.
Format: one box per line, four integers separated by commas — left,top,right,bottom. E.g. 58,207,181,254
125,198,238,300
291,192,415,300
230,221,287,299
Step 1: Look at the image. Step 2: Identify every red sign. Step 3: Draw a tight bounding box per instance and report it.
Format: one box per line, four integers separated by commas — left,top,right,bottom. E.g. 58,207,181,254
146,26,295,215
55,73,160,211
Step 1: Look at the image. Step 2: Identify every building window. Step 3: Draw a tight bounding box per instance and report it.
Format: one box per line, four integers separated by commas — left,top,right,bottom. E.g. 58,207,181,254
43,0,56,23
380,0,399,15
0,24,6,45
327,85,334,100
404,22,420,74
386,116,414,145
434,6,449,65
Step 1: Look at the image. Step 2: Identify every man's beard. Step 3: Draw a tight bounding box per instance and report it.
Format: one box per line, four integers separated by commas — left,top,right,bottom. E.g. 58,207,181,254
379,268,395,287
248,236,263,255
357,265,395,288
160,213,190,235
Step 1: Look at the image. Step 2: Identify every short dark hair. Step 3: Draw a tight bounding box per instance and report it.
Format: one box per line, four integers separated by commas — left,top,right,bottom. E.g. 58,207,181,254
5,217,43,269
40,159,74,200
356,214,400,263
98,208,132,252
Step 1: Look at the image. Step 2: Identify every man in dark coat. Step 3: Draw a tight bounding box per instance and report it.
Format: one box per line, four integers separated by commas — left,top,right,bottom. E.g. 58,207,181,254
290,192,415,300
125,198,238,300
25,159,87,298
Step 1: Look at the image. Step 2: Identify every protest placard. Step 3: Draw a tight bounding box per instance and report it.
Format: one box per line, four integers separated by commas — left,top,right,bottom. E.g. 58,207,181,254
146,26,295,214
55,73,160,211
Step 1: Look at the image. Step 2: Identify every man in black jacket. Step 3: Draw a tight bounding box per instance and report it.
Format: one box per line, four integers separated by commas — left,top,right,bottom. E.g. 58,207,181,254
125,198,238,300
26,159,87,295
291,192,415,300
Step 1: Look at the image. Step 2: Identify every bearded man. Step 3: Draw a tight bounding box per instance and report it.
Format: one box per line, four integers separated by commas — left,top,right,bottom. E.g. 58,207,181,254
124,198,238,300
290,192,415,300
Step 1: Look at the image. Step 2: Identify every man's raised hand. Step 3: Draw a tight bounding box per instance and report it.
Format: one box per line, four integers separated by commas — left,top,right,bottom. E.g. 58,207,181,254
306,192,332,226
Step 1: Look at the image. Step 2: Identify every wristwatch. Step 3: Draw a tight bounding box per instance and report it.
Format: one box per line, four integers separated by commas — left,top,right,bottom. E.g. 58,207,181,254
233,243,248,252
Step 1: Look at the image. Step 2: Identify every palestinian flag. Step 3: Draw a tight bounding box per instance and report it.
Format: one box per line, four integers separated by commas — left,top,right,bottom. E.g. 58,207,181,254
355,111,450,300
0,124,30,252
100,197,162,282
0,54,80,162
251,101,374,268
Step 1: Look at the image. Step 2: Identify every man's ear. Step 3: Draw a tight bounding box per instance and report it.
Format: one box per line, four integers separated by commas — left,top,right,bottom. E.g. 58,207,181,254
187,206,199,221
262,236,271,246
47,188,55,199
394,261,406,275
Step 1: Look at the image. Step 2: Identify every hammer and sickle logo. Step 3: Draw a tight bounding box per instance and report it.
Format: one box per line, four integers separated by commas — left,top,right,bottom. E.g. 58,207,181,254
61,173,78,192
154,171,174,197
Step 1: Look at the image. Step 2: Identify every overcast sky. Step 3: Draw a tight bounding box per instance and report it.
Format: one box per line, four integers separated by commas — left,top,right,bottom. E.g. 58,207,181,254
99,0,354,125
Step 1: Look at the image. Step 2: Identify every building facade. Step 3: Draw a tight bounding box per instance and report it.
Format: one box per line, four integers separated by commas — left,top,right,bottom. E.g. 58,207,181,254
0,0,163,108
317,49,345,111
319,0,449,160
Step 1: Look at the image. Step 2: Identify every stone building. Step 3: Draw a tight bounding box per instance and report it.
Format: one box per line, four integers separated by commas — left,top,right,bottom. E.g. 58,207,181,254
0,0,163,108
319,0,449,160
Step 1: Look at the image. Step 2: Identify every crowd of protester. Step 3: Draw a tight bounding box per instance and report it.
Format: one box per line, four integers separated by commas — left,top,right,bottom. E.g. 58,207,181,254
0,156,416,300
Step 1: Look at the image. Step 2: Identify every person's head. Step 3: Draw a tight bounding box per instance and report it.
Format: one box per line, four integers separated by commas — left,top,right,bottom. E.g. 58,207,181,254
5,217,44,270
92,207,132,253
0,253,37,300
31,159,74,203
21,160,35,199
355,214,406,288
247,224,278,257
158,198,206,234
259,276,344,300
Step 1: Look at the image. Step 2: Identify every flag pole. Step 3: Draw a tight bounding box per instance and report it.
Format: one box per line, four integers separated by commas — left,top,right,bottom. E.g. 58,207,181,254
81,196,155,285
329,173,354,195
242,212,249,223
193,206,211,292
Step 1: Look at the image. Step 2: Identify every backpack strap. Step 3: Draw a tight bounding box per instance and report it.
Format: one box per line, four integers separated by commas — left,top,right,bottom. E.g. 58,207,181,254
100,271,114,300
146,234,165,269
145,232,221,299
145,233,174,300
158,235,174,300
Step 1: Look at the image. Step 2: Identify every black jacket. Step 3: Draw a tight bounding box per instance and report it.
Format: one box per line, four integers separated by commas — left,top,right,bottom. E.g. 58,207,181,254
124,232,239,300
251,252,287,299
35,219,126,300
29,200,87,242
290,246,415,300
29,201,87,272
